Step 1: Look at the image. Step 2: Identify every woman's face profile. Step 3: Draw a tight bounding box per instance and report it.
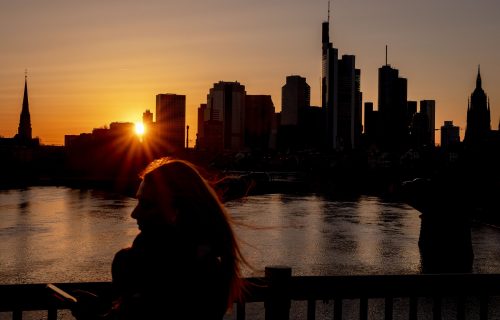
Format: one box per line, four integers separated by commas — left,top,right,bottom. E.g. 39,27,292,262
131,178,177,231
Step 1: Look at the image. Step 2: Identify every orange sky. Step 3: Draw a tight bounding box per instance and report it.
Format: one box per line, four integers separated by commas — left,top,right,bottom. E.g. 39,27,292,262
0,0,499,145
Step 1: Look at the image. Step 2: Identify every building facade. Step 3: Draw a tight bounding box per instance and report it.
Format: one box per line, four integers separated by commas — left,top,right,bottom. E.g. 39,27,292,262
321,18,361,150
281,75,310,126
378,64,408,150
441,121,460,149
420,100,436,146
204,81,246,151
245,95,275,151
156,94,186,152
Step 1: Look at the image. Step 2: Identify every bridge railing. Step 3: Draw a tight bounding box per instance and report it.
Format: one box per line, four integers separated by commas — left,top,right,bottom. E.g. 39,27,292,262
1,266,499,320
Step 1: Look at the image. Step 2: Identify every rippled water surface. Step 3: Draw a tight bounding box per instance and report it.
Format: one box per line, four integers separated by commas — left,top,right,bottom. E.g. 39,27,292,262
1,187,500,285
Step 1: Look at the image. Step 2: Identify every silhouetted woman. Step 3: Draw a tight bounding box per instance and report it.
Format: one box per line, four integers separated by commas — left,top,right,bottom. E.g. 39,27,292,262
110,158,246,319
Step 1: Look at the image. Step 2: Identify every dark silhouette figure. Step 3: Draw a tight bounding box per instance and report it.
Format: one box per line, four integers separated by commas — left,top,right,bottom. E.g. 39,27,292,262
73,158,246,319
112,158,246,319
401,176,474,273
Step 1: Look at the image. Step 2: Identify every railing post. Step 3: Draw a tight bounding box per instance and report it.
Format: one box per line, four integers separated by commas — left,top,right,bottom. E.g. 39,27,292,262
48,308,57,320
479,296,488,320
360,297,368,320
307,299,316,320
409,297,418,320
265,266,292,320
13,310,22,320
236,301,246,320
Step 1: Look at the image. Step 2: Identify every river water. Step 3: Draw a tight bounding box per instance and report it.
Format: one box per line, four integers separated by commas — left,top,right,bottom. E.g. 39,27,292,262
1,186,500,318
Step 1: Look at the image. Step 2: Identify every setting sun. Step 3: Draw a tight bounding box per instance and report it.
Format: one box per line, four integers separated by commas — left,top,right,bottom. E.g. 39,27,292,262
134,122,145,136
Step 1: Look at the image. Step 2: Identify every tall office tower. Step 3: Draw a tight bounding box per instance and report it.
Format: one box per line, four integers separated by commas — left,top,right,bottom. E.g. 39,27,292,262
206,81,246,151
141,109,155,152
281,75,310,126
337,55,356,150
364,102,374,135
321,11,360,150
354,69,363,147
420,100,436,146
156,94,186,152
321,16,339,149
410,112,429,148
378,64,408,150
143,110,153,126
245,95,275,150
464,67,491,147
17,74,32,142
196,103,207,148
407,101,417,126
441,121,460,149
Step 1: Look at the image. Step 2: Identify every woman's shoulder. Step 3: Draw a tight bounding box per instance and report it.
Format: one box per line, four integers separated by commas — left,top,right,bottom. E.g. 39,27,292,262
112,247,134,267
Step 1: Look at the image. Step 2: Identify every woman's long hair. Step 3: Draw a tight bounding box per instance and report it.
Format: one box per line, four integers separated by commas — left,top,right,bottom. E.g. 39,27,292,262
140,158,246,308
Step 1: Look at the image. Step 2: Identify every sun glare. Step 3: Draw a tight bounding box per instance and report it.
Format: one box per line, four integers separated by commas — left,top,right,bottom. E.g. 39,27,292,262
135,122,145,136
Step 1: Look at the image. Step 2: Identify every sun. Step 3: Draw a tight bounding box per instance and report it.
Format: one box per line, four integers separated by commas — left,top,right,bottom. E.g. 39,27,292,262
134,122,145,136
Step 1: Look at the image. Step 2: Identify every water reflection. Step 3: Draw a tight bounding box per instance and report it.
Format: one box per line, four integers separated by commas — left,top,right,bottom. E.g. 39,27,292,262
0,187,137,284
0,187,500,285
227,194,422,276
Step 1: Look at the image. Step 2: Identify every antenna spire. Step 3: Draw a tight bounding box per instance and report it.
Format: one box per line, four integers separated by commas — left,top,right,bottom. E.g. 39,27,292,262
328,1,330,23
25,69,28,81
385,45,388,66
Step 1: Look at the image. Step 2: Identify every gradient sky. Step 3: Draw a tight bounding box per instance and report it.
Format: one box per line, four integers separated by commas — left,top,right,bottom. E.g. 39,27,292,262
1,0,499,145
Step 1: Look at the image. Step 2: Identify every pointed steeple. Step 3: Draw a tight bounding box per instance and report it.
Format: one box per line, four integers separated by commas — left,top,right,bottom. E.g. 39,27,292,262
465,66,491,146
17,71,32,141
476,65,482,89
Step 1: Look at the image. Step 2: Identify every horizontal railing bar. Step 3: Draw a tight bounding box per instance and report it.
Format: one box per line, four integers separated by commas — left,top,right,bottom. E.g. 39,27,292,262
288,274,500,300
1,274,500,313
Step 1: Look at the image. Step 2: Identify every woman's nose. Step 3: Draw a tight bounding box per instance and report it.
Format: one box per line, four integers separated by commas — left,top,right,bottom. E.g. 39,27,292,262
131,205,139,219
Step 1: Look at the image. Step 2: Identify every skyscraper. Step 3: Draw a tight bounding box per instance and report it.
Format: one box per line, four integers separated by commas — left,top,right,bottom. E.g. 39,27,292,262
143,110,153,126
364,102,375,136
407,101,417,127
441,121,460,149
321,8,361,150
156,94,186,152
354,68,363,147
281,75,310,126
245,95,275,150
464,67,491,147
17,74,32,142
205,81,246,151
322,15,338,149
337,55,359,150
378,64,408,150
420,100,436,146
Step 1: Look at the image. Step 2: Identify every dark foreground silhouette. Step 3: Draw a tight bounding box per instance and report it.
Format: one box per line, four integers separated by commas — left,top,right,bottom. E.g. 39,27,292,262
400,176,474,273
72,158,246,320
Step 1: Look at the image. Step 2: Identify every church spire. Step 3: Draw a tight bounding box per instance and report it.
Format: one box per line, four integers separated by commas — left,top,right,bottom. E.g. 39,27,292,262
17,71,32,141
476,65,482,89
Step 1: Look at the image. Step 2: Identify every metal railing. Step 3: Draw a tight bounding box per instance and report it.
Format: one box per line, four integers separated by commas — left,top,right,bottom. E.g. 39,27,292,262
1,267,499,320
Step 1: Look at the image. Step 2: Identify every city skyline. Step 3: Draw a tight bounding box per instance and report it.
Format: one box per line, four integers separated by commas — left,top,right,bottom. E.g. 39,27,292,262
0,0,499,145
